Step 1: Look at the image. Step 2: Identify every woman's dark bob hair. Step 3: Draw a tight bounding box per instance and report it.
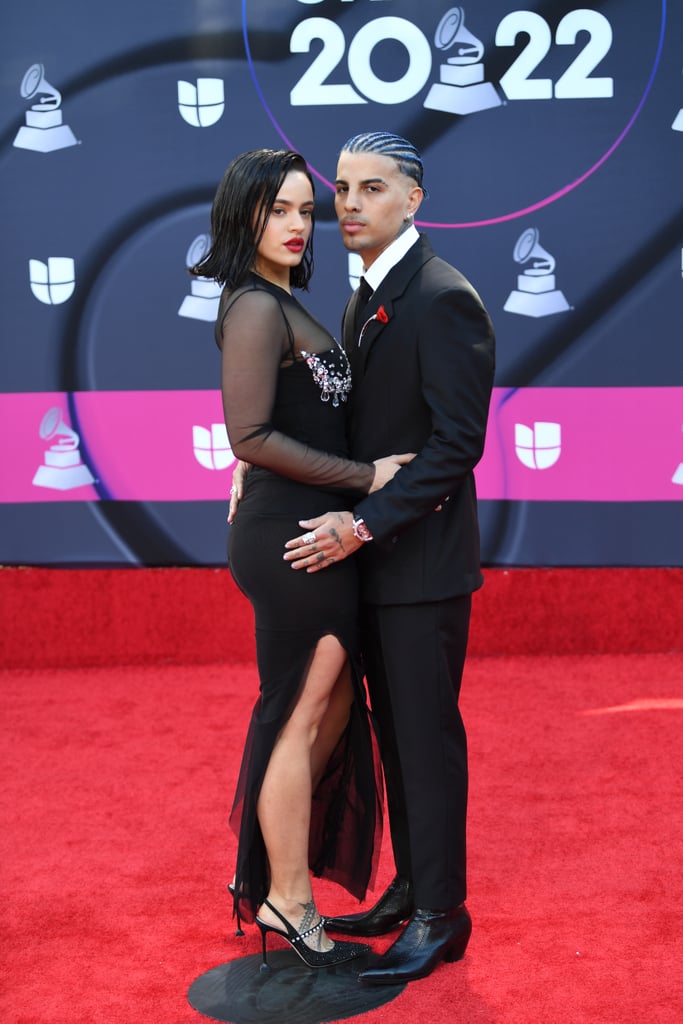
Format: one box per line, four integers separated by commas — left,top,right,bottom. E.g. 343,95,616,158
190,149,315,291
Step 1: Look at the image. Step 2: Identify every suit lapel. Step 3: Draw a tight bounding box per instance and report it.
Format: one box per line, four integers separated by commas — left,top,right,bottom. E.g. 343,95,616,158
354,235,436,374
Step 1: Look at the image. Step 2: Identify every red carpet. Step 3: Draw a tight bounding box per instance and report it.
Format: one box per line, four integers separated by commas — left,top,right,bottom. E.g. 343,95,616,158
1,567,681,668
1,568,682,1023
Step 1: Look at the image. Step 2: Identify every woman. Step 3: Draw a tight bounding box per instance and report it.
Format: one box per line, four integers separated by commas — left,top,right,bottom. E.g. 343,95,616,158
191,149,409,970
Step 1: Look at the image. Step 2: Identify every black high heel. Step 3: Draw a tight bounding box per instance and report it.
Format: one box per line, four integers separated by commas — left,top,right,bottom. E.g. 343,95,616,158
227,882,244,937
255,898,370,971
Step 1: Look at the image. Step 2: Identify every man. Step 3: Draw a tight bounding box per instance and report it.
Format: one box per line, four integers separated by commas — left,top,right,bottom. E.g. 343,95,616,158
284,131,496,985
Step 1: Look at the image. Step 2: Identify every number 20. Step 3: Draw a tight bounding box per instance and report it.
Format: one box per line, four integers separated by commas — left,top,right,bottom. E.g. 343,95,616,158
289,9,614,106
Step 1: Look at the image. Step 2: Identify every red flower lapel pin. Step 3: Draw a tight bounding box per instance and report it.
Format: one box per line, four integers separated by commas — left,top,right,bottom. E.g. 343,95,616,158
359,305,389,346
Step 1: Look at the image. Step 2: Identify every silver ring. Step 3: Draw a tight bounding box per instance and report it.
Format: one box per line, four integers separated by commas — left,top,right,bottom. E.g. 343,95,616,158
301,531,317,545
230,486,237,495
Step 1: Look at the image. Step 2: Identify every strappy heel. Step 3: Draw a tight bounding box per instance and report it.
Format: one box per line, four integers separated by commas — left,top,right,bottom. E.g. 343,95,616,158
255,898,370,971
227,882,244,937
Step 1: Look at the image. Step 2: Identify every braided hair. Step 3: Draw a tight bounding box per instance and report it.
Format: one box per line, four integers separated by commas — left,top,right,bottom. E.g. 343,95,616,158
339,132,427,196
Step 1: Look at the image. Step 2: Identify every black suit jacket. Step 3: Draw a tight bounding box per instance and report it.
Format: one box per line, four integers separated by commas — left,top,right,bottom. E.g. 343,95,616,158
345,234,495,605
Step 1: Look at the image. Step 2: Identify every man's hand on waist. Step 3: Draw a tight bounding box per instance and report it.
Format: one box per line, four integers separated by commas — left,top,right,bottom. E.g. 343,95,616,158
284,511,362,573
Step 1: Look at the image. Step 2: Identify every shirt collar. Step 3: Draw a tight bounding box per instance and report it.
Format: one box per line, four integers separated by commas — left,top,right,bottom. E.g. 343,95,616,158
363,224,419,292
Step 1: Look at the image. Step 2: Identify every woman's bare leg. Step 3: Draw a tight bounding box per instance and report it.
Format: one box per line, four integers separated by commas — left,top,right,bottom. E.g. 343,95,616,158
310,662,354,791
230,663,352,896
256,634,347,949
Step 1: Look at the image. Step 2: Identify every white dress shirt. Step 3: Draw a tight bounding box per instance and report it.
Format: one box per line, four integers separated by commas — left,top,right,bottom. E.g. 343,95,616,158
363,224,420,292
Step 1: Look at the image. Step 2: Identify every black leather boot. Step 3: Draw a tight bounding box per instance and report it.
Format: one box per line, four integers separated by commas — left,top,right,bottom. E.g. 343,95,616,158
357,905,472,984
325,876,414,937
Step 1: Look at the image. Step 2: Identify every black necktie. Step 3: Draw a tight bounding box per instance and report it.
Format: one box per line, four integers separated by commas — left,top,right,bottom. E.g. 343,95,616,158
354,277,373,338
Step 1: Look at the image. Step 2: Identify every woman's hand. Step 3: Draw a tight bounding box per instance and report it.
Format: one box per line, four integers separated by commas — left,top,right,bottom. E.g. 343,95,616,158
370,453,415,493
227,460,250,523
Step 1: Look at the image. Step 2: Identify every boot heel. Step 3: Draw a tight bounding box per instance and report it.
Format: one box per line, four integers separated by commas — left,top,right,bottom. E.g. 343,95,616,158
443,933,469,963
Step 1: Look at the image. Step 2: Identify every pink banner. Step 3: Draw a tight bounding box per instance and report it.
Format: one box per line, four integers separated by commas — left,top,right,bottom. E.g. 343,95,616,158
1,391,232,503
1,388,682,503
474,387,683,501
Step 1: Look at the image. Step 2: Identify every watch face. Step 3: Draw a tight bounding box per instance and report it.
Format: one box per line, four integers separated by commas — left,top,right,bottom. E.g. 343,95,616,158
353,519,372,543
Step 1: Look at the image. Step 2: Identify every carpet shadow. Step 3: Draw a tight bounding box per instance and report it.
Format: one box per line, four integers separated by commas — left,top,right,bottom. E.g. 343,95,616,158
188,950,405,1023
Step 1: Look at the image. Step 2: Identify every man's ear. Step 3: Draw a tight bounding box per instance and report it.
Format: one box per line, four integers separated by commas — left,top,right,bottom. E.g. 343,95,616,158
407,185,424,217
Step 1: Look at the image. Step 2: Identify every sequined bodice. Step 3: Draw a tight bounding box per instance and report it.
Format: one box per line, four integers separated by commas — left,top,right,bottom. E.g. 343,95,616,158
301,346,352,408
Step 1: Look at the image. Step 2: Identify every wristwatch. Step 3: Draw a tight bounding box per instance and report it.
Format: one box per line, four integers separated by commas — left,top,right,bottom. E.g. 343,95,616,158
352,516,373,543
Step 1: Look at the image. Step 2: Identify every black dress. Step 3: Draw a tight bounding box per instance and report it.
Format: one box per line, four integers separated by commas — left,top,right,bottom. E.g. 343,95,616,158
218,273,382,922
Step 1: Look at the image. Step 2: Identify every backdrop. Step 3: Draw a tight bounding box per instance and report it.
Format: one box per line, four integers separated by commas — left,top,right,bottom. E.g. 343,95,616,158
1,0,681,567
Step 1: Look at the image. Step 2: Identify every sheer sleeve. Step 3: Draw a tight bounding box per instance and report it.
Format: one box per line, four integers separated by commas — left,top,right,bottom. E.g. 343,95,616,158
219,287,375,493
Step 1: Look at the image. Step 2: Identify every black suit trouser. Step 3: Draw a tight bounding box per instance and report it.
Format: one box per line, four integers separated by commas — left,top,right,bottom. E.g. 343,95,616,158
361,595,471,910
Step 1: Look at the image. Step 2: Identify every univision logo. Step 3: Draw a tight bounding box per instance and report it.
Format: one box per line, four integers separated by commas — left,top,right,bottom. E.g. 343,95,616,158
193,424,234,470
177,79,224,127
29,258,75,305
515,422,561,469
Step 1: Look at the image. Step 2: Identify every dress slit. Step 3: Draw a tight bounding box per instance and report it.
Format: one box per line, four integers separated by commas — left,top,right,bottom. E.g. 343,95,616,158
229,621,381,925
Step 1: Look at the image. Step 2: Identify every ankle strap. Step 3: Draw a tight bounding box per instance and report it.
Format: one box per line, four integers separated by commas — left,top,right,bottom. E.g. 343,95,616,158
262,898,325,941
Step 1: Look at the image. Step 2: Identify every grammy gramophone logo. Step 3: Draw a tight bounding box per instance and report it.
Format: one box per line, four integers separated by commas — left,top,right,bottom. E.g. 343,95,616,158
672,65,683,130
424,6,502,115
673,426,683,486
13,63,78,153
178,234,221,322
504,228,570,318
32,408,95,491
